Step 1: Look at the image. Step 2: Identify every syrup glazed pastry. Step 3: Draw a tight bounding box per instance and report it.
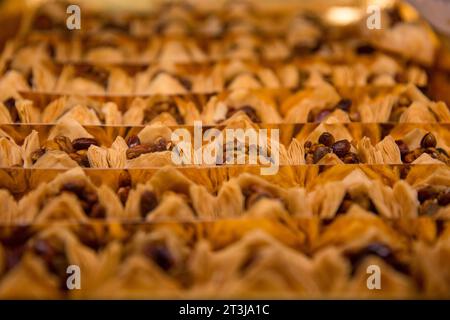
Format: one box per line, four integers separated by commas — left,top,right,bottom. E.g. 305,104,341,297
2,84,449,125
0,164,448,225
0,224,449,298
8,2,434,70
0,95,123,125
218,57,429,91
0,28,432,65
360,4,437,66
1,34,209,65
0,0,449,300
2,33,292,64
0,57,431,96
0,121,175,168
0,122,449,168
23,0,436,61
0,60,223,95
24,1,328,38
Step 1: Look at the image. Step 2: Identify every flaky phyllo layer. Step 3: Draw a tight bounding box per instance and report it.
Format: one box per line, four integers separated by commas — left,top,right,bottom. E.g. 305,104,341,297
0,57,431,95
0,0,448,300
0,164,448,224
3,2,435,64
1,84,449,126
0,2,436,101
6,0,435,65
0,120,449,168
0,221,449,299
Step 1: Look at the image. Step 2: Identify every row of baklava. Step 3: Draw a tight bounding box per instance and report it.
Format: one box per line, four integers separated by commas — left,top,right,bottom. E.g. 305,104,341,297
1,27,430,65
0,55,429,95
0,161,427,193
1,29,357,65
25,1,436,65
0,219,449,298
1,84,447,125
0,164,448,224
0,0,447,300
1,120,449,168
30,0,328,38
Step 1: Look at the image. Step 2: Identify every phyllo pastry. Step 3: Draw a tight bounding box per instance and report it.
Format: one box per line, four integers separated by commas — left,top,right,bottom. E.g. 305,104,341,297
0,167,123,224
202,89,282,124
86,227,190,298
0,225,130,299
56,64,134,95
23,121,106,169
313,217,418,298
188,230,321,298
134,64,220,95
125,124,174,168
361,5,437,66
358,85,448,123
292,124,450,165
221,60,283,90
123,96,201,126
0,0,448,301
40,96,122,126
0,95,40,124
